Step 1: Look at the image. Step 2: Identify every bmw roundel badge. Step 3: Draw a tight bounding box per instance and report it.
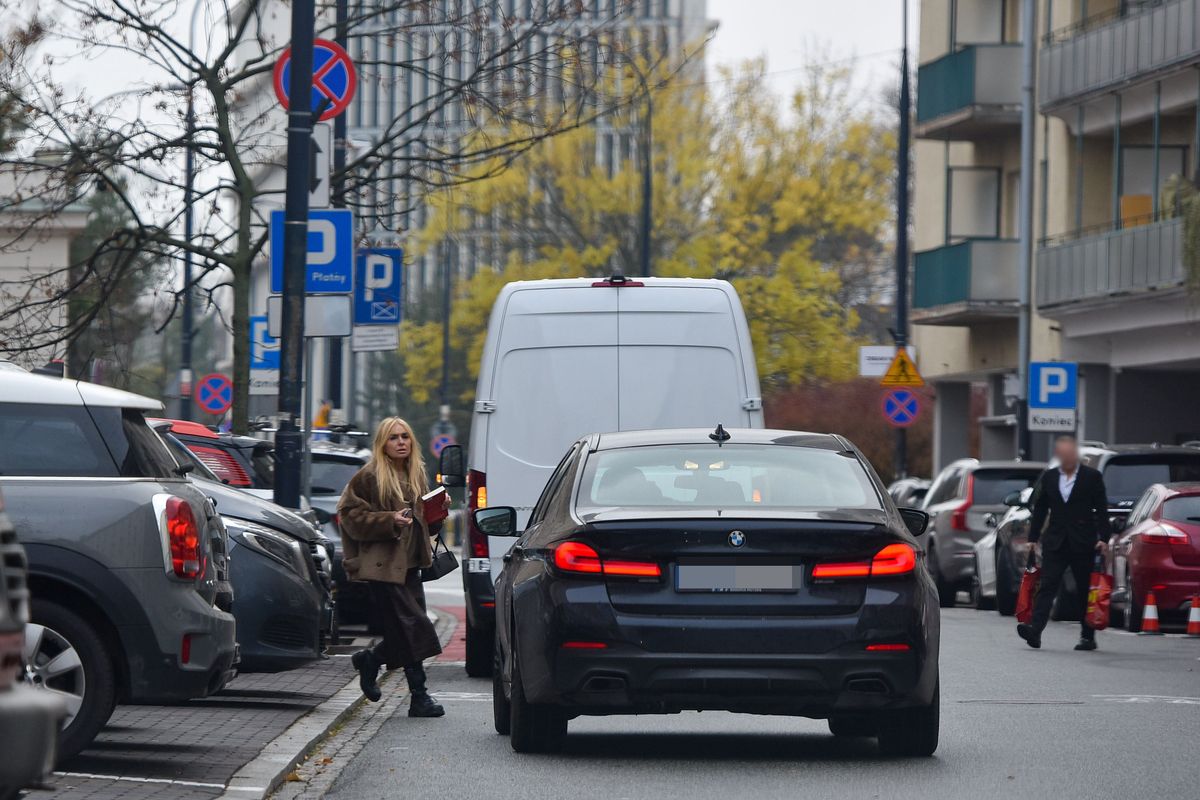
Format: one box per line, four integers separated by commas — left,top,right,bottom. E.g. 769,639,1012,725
728,530,746,548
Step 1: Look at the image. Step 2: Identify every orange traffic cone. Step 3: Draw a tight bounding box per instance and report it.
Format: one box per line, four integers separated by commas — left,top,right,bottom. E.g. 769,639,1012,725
1186,596,1200,638
1139,591,1163,635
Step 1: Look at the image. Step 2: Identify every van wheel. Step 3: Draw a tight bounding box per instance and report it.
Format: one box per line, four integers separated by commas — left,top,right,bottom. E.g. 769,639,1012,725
877,679,939,757
26,600,117,761
492,638,511,736
509,647,566,753
929,546,956,608
465,621,493,678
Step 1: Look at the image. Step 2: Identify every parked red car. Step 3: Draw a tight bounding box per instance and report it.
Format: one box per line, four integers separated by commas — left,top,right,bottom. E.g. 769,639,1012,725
1109,483,1200,630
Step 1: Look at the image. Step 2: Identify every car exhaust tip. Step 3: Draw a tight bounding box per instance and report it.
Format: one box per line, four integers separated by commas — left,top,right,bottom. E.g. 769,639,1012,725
581,675,628,693
845,677,891,695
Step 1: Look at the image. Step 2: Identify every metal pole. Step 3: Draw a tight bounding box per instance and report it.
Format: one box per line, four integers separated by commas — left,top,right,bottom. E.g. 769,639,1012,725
274,0,316,510
1016,0,1037,460
894,0,911,480
303,337,314,499
181,91,196,421
440,240,452,409
180,0,206,421
641,89,652,278
327,0,349,412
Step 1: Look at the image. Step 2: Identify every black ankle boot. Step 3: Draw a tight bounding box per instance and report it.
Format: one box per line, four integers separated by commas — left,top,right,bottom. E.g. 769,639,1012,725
352,649,382,702
404,665,445,717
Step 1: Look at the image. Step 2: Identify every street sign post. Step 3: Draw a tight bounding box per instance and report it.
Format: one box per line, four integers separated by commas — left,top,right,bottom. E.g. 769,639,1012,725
267,295,352,338
882,388,920,428
354,248,403,325
196,373,234,416
269,209,354,294
880,348,924,387
351,326,399,352
273,38,357,122
1028,362,1078,432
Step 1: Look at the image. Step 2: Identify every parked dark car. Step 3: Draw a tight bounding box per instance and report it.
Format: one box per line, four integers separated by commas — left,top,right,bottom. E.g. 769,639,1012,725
487,428,939,756
0,370,237,759
307,442,370,622
157,428,336,670
0,488,64,797
991,444,1200,617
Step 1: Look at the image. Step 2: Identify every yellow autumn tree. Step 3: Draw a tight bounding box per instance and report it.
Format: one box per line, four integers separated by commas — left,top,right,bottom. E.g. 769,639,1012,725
397,57,895,409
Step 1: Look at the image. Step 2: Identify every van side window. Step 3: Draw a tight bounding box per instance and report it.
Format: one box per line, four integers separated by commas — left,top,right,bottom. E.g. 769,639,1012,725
0,403,118,477
529,445,579,527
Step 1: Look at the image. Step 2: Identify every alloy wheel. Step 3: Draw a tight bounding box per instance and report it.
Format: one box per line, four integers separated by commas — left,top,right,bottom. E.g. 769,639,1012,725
23,622,87,727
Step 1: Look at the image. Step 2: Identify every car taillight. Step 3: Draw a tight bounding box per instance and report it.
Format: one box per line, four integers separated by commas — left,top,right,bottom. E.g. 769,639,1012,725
190,444,253,487
166,496,203,579
865,643,911,652
812,543,917,580
553,541,661,578
466,470,489,558
1140,524,1189,545
950,475,974,532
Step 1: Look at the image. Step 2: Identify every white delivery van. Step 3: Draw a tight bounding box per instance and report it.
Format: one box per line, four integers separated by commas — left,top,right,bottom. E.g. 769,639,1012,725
459,274,764,675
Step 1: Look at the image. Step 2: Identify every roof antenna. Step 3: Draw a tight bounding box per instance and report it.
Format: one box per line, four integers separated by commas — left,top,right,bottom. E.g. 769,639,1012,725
709,423,731,446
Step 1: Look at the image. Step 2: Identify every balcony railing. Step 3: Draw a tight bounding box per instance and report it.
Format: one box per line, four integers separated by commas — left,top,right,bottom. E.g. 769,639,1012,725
1040,0,1200,110
1037,217,1185,309
915,44,1022,140
913,238,1020,325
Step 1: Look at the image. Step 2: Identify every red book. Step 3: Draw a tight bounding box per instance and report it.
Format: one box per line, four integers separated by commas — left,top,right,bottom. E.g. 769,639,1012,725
422,486,449,525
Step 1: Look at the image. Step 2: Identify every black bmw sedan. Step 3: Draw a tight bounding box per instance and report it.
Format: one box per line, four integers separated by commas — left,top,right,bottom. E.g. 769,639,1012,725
477,427,940,756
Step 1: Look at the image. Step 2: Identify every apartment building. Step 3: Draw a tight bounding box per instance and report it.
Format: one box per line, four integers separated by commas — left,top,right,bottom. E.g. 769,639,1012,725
914,0,1200,470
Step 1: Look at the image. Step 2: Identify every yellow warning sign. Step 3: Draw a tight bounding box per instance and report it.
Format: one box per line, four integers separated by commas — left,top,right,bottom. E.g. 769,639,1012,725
880,348,924,387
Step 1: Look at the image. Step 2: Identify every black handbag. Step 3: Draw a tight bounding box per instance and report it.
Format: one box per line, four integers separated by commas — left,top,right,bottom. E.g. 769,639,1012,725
421,531,459,582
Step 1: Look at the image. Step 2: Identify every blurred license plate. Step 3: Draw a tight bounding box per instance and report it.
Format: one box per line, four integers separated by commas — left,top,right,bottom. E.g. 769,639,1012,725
675,563,799,593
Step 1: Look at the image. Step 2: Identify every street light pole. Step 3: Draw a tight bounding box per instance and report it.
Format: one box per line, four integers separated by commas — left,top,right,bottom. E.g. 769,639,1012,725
274,0,317,510
893,1,912,480
1015,0,1037,460
640,87,652,279
180,0,207,420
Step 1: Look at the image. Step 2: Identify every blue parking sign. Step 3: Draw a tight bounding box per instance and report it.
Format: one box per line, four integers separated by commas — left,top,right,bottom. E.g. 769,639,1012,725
1029,362,1077,409
354,248,403,325
269,209,354,294
250,315,280,369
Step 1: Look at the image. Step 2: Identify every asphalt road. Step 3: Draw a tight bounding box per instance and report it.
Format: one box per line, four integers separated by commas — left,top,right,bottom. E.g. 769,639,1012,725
326,606,1199,800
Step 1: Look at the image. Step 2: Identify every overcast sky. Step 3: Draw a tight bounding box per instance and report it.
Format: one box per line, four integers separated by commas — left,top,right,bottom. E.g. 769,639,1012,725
705,0,920,114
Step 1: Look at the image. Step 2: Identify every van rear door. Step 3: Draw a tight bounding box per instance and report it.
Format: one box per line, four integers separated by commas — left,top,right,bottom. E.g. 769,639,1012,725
616,285,755,430
486,287,619,542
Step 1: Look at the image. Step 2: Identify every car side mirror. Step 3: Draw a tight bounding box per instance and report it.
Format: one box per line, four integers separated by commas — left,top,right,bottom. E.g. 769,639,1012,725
473,506,518,537
1003,491,1025,507
438,444,466,487
898,507,929,537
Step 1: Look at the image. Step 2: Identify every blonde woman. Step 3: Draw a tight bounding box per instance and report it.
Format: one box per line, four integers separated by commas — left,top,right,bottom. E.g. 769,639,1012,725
338,417,447,715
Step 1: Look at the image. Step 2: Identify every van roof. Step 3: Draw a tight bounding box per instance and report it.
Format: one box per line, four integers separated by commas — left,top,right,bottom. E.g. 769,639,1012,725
498,276,736,294
592,428,850,452
0,369,162,410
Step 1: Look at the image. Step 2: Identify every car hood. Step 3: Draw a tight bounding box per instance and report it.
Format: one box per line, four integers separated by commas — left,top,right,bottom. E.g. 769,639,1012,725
193,478,319,543
577,507,891,526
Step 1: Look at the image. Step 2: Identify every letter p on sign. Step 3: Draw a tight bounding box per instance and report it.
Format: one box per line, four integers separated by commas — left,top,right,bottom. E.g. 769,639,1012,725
1029,362,1077,410
364,254,392,302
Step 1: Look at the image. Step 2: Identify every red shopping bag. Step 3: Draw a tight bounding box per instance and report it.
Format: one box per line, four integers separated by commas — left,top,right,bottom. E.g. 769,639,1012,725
1086,555,1113,630
1015,551,1040,624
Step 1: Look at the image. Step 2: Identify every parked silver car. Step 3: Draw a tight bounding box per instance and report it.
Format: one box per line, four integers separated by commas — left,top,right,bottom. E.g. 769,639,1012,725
921,459,1045,607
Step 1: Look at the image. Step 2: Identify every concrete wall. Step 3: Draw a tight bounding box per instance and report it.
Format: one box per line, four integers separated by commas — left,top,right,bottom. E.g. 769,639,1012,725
1113,369,1200,444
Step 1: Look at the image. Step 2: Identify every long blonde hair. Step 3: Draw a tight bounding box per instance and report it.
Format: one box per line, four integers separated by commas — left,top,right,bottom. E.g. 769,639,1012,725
369,417,428,509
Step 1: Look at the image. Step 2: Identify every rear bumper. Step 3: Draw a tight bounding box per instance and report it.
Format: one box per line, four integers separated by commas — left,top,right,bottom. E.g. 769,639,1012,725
1131,565,1200,613
0,684,63,790
547,645,935,716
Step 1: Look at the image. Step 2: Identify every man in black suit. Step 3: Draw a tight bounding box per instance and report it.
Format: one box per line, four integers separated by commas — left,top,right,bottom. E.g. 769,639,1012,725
1018,434,1110,651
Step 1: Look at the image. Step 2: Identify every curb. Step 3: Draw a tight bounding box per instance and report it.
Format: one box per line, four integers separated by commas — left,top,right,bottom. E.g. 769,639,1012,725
217,610,453,800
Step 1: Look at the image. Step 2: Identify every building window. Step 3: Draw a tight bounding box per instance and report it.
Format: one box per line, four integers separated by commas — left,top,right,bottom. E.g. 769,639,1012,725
946,166,1002,241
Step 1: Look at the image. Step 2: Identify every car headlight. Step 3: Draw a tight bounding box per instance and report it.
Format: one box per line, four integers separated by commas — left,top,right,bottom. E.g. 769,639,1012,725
224,517,309,578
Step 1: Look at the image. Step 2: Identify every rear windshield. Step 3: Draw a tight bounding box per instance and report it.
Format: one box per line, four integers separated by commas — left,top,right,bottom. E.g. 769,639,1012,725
310,458,362,495
972,469,1042,505
578,444,881,511
1161,495,1200,524
1102,456,1200,505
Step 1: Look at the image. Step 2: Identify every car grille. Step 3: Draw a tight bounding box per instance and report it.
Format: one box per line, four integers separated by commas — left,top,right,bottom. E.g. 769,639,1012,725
308,541,332,591
260,615,314,650
0,517,30,631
